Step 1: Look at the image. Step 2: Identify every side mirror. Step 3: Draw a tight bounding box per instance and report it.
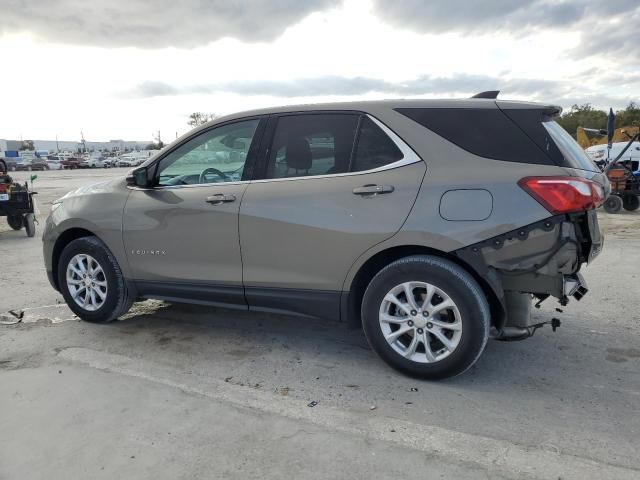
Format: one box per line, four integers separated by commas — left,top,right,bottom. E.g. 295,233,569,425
126,166,151,188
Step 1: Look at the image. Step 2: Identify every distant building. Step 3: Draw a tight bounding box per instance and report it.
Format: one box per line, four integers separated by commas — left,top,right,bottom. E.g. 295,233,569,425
0,138,149,154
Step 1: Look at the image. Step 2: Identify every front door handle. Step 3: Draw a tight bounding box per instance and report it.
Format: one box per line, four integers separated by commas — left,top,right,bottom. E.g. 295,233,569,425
352,184,395,195
206,194,236,204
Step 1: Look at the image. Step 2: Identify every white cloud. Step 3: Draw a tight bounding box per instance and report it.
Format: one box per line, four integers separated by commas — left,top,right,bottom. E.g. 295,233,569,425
0,0,637,142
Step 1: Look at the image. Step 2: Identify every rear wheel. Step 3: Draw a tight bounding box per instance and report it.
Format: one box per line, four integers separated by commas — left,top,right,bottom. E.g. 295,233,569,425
603,195,623,214
623,195,639,211
362,255,490,380
24,213,35,237
7,215,23,230
58,236,133,323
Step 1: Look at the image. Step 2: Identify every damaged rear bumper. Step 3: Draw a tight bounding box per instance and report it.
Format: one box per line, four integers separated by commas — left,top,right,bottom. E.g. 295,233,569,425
454,210,602,329
563,272,588,301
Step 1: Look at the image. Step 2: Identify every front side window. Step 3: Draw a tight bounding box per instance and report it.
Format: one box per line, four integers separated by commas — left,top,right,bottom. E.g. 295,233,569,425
265,114,359,179
157,119,259,186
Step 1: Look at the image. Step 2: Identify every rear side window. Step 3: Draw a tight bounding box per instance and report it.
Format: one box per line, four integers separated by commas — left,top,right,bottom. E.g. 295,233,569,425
396,108,554,165
265,114,359,179
352,117,403,172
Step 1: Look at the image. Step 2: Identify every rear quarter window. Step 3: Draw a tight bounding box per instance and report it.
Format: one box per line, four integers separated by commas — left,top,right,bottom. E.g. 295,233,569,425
395,107,554,165
351,117,403,172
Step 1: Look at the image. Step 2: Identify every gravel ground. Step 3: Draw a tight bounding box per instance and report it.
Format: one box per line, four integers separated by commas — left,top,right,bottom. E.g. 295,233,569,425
1,168,639,479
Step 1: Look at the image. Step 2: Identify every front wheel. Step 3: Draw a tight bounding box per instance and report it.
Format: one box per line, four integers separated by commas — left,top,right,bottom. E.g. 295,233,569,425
24,213,35,237
58,236,133,323
362,255,490,380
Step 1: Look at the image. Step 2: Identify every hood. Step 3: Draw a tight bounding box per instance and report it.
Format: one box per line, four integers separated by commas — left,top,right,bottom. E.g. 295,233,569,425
56,177,125,203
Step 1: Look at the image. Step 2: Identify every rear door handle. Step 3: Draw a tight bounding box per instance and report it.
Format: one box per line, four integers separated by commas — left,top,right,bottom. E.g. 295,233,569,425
206,194,236,204
352,184,395,195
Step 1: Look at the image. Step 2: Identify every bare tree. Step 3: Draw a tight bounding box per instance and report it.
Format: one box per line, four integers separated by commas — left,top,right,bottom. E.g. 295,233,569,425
187,112,218,127
19,140,35,151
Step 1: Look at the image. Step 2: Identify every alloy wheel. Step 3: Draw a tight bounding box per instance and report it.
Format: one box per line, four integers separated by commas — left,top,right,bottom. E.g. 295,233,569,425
379,281,462,363
66,254,108,311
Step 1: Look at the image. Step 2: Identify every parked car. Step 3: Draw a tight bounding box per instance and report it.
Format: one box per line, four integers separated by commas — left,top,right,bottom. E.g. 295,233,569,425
79,155,110,168
116,154,147,167
43,95,608,379
116,157,136,167
46,159,64,170
61,157,82,169
15,157,49,171
1,157,18,171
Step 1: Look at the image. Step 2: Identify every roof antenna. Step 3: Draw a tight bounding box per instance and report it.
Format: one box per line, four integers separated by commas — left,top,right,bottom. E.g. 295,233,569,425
471,90,500,99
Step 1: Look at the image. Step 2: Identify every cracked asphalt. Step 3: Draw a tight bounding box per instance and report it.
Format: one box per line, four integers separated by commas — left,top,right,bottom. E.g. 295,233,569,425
1,169,639,479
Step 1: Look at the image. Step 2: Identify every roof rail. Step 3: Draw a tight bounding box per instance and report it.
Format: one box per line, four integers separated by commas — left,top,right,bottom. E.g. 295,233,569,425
471,90,500,99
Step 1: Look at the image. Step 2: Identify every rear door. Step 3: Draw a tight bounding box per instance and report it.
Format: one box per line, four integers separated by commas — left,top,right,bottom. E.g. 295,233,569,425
239,112,426,319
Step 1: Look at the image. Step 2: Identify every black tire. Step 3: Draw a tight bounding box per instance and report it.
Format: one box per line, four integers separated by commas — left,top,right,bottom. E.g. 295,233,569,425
623,195,639,211
7,215,23,230
57,236,133,323
362,255,490,380
603,195,623,213
24,213,35,237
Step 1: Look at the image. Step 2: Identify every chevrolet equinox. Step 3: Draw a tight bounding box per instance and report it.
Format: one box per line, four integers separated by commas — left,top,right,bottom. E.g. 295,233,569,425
43,93,608,379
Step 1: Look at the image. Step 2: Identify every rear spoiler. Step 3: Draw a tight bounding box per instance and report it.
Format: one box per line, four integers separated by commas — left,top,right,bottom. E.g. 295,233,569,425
471,90,500,99
473,90,562,117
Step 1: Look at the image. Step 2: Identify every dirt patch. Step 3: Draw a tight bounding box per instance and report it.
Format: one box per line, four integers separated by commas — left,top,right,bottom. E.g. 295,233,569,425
606,348,640,363
598,211,640,236
0,353,43,370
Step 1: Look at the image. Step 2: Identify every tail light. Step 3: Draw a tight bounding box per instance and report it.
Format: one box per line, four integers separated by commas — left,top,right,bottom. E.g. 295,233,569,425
518,176,605,214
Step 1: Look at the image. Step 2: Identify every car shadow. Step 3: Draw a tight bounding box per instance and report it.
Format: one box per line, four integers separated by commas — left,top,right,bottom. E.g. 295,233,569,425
97,300,583,391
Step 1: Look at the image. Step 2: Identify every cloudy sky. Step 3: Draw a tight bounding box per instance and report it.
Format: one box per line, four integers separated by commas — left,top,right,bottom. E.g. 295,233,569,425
0,0,638,142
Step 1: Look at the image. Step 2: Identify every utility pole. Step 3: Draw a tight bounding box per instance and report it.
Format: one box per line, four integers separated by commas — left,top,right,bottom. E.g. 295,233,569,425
154,130,163,148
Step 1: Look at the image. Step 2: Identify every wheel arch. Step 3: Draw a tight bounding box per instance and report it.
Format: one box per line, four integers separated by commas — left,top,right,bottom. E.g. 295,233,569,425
341,245,505,329
50,227,97,290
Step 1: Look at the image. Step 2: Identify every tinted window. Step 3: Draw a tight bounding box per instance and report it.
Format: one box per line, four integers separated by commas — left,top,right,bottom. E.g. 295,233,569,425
396,108,554,165
266,114,359,179
352,117,403,172
157,119,259,186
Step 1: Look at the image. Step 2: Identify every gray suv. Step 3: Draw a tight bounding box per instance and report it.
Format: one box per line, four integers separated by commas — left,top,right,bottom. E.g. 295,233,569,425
43,95,608,379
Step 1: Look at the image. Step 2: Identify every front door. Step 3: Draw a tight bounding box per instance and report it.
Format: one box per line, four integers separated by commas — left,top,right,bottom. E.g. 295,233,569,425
239,113,426,319
123,118,264,304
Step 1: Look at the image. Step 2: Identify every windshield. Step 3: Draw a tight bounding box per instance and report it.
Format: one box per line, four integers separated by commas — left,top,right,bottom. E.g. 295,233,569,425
543,120,599,172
